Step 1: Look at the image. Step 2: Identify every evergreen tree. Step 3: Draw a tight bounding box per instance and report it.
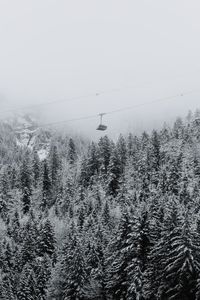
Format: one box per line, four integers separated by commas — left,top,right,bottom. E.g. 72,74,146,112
158,213,200,299
149,130,160,175
98,136,112,174
49,222,86,299
77,205,85,230
141,131,150,150
166,154,183,196
32,150,40,187
126,208,151,300
127,133,135,157
41,159,52,210
0,169,10,219
173,117,184,139
20,152,32,214
101,200,112,230
49,144,60,184
116,134,127,173
68,138,77,164
84,224,107,300
7,210,21,243
85,142,100,185
106,208,133,300
17,263,38,300
20,218,38,269
107,148,121,196
0,276,16,300
35,255,51,299
38,219,56,258
146,200,187,299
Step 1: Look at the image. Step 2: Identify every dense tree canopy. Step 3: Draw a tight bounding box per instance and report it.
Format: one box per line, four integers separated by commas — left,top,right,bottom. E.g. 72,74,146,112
0,111,200,299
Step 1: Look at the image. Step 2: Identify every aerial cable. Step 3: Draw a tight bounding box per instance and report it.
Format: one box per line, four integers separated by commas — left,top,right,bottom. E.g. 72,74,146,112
0,73,197,115
103,89,198,116
0,81,151,116
19,88,200,131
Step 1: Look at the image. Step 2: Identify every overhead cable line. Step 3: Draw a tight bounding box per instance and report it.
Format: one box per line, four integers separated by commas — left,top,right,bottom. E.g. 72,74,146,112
103,89,198,115
1,68,200,116
1,72,197,115
0,82,151,116
20,88,200,131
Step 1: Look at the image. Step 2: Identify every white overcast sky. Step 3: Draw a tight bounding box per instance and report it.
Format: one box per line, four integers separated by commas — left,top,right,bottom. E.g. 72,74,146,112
0,0,200,138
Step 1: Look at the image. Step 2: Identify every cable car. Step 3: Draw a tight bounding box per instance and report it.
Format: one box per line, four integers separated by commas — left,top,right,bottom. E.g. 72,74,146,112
96,113,107,131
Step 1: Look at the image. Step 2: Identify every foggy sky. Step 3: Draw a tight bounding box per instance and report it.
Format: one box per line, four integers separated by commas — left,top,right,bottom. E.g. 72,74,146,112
0,0,200,138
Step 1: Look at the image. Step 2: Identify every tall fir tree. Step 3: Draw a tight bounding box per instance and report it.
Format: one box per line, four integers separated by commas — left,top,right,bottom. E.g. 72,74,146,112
20,151,32,214
41,159,52,210
68,138,77,164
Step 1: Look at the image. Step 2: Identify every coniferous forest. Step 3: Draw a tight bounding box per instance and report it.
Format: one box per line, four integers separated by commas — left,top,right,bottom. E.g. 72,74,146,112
1,111,200,299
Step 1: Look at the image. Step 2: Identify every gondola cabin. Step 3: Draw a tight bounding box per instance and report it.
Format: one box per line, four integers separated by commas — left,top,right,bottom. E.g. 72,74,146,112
96,124,107,131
